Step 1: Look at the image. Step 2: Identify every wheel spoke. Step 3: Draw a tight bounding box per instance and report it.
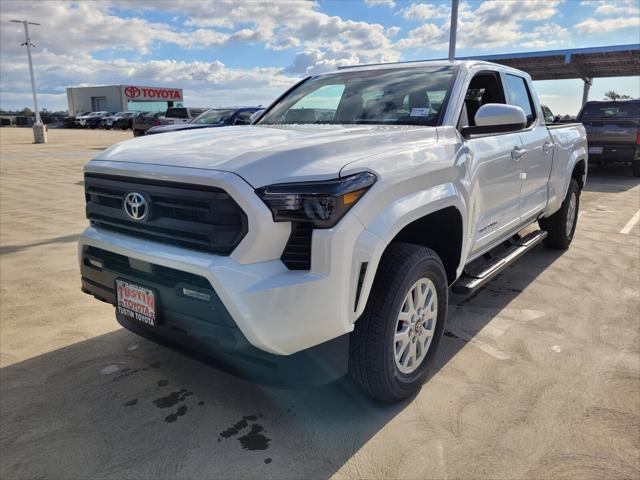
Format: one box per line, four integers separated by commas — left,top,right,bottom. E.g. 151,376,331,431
414,284,425,310
403,340,416,368
423,287,433,310
401,296,414,317
395,329,409,348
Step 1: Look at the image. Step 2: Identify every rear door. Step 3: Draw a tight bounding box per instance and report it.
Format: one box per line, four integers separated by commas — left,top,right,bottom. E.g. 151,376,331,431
504,73,553,221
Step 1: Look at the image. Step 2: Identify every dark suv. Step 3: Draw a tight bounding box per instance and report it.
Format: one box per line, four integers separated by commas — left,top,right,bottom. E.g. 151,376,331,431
132,112,164,137
577,100,640,176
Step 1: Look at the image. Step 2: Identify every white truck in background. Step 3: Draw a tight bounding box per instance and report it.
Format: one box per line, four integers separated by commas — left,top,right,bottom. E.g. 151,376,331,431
79,60,587,401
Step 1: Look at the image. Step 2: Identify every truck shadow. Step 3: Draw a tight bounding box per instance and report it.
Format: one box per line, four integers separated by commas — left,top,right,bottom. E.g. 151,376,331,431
0,245,563,480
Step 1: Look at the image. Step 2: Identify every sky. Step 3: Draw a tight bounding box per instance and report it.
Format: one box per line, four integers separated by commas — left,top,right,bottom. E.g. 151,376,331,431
1,0,639,116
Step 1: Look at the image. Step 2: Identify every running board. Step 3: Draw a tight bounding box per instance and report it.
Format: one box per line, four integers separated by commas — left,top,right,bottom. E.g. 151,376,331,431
452,230,548,295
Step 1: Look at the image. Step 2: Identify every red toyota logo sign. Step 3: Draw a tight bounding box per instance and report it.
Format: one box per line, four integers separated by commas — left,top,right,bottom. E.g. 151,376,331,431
124,86,141,98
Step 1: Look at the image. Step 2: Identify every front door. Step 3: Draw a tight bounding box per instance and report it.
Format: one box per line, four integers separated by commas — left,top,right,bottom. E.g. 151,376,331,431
466,132,524,257
460,70,524,258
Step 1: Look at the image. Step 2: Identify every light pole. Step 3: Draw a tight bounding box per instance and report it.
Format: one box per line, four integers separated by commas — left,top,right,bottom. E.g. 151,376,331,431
11,19,46,142
448,0,459,62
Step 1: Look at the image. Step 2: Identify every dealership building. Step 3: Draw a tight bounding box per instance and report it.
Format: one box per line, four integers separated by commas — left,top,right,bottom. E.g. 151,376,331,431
66,85,184,114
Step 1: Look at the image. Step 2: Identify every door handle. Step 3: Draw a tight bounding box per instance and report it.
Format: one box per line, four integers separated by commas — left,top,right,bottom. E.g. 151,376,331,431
511,147,526,161
543,141,553,154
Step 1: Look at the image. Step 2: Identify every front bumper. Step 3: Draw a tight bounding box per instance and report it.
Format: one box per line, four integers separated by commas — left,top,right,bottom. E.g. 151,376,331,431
80,244,349,386
80,161,385,360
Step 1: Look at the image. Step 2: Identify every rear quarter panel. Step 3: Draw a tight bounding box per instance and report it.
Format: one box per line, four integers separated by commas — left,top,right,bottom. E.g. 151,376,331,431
545,123,588,215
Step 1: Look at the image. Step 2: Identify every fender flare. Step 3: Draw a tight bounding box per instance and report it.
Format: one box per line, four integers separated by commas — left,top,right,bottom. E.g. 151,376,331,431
546,148,588,217
349,182,467,321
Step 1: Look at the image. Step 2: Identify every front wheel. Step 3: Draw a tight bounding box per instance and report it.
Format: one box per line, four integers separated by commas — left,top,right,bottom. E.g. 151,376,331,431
349,243,448,402
539,178,580,249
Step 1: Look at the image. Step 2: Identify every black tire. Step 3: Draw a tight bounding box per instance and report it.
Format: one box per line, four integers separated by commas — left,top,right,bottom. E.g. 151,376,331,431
539,179,580,249
349,243,448,402
632,162,640,177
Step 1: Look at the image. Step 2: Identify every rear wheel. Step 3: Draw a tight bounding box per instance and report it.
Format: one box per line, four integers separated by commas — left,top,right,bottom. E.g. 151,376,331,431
539,179,580,249
349,243,448,402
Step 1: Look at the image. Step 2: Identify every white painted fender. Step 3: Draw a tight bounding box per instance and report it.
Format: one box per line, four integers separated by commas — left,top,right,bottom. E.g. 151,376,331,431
349,183,467,321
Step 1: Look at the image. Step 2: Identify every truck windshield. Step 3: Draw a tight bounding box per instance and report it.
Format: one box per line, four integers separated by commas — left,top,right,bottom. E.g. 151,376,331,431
259,66,454,126
192,109,234,124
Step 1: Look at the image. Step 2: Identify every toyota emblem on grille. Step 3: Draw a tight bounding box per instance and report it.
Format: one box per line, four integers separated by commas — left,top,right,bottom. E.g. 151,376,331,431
123,192,150,221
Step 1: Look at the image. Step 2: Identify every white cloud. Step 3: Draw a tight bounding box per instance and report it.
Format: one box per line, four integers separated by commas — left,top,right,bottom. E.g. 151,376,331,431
401,3,450,21
395,1,568,53
364,0,396,7
395,24,448,50
520,23,569,49
580,0,640,16
575,17,640,34
595,3,640,15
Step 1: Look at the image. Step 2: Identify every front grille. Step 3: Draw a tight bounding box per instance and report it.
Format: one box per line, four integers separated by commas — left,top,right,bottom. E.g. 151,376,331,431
281,222,313,270
85,174,248,254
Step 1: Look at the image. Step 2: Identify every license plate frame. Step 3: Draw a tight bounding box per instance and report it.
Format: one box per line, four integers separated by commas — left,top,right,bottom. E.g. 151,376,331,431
115,279,158,327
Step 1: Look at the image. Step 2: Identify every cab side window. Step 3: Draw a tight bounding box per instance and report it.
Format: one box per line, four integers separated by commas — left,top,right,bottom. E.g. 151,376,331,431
505,74,536,127
458,71,506,129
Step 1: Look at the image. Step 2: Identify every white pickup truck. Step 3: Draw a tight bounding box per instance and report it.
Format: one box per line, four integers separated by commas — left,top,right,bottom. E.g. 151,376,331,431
79,60,587,401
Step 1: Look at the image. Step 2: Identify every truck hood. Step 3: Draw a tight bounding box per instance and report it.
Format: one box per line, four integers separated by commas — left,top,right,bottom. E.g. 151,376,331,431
94,124,438,187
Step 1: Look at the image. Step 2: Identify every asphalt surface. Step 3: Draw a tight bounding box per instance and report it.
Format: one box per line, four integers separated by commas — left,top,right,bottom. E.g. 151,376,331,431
1,128,639,479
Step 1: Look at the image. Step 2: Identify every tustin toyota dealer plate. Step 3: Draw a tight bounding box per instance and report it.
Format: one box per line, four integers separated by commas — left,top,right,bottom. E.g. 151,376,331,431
116,279,157,326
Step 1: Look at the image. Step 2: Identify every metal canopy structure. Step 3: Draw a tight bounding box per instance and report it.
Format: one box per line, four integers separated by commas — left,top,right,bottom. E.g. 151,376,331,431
460,44,640,104
460,44,640,81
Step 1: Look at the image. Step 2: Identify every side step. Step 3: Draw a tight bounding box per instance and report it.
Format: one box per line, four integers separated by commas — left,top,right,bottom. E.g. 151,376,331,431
452,230,548,295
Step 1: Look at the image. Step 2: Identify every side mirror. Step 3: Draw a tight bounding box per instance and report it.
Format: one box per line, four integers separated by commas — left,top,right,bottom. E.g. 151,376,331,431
233,118,250,126
461,104,527,138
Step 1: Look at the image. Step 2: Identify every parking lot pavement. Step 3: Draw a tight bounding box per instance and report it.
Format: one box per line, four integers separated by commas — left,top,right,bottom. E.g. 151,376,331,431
1,128,638,479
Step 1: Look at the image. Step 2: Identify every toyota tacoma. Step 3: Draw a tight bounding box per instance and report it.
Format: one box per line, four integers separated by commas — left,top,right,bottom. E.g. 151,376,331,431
79,61,587,401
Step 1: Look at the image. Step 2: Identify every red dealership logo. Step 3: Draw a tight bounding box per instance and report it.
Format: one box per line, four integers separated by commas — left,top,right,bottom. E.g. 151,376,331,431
124,86,141,98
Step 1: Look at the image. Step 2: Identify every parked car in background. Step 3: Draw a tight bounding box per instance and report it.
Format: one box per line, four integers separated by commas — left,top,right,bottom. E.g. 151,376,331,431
132,112,164,137
100,112,136,129
577,99,640,176
249,109,264,123
145,107,261,135
62,112,87,128
114,112,141,130
155,107,206,126
75,111,110,128
87,112,116,129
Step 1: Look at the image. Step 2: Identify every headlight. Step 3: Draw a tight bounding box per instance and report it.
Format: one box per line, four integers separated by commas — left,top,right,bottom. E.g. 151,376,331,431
256,171,377,228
